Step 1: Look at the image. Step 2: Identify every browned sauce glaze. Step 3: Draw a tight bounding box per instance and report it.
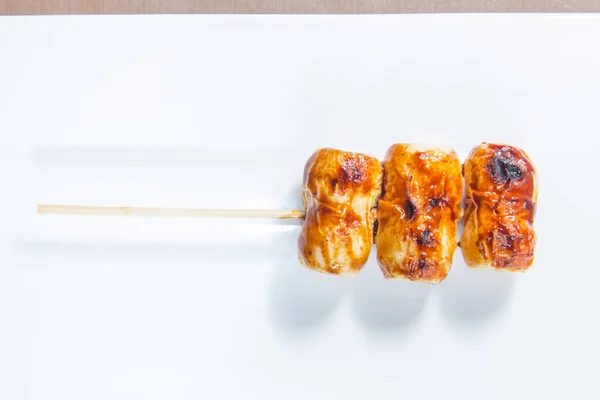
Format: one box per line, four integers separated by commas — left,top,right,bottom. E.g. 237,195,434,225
375,144,463,283
297,148,383,275
460,143,538,271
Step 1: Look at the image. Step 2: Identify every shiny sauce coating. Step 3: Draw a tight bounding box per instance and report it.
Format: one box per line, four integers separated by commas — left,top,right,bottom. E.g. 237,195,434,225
298,148,383,275
460,143,538,271
375,144,463,283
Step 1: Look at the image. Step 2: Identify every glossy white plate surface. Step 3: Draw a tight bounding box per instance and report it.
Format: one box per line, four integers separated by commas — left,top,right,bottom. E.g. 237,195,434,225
0,14,598,400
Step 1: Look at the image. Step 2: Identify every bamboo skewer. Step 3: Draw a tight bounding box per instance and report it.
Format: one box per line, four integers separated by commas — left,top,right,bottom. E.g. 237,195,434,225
37,204,306,220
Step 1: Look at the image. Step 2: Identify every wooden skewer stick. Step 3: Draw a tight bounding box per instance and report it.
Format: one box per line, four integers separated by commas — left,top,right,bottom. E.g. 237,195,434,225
37,204,306,220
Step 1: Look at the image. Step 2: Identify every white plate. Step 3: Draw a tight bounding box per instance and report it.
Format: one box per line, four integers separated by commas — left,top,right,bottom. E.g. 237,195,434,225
0,14,598,400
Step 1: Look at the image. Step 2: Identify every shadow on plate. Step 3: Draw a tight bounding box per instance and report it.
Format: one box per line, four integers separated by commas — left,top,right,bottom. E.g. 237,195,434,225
268,255,351,336
267,185,350,336
13,239,277,261
33,146,297,167
439,258,516,327
351,259,431,337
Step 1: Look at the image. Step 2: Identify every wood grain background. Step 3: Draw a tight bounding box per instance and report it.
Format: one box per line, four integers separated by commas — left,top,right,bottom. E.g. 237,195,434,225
1,0,599,14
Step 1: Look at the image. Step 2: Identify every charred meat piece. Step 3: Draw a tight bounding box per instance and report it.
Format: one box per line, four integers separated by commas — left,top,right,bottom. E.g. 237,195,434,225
460,143,538,271
298,148,383,275
375,144,463,283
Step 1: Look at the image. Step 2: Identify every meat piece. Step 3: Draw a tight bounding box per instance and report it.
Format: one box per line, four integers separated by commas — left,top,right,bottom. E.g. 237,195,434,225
375,144,463,283
298,148,383,275
460,143,538,271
